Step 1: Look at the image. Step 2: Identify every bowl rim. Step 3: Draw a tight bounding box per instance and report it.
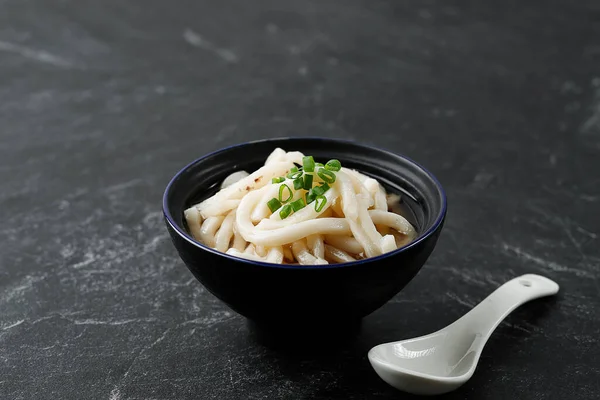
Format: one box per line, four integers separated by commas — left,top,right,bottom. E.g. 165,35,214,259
163,137,447,270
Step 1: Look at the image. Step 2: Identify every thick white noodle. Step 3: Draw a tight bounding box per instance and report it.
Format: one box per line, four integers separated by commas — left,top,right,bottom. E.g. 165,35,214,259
232,223,247,251
292,240,328,265
220,171,249,189
369,210,416,237
244,243,256,254
344,171,388,248
199,216,225,248
265,148,304,166
226,248,264,262
357,195,386,254
195,160,295,218
184,207,203,241
342,168,374,208
247,217,350,246
214,211,235,252
255,245,267,257
307,234,325,259
363,178,387,211
344,168,368,181
335,171,382,257
346,218,377,257
376,185,387,210
226,245,283,263
380,234,397,253
196,200,240,219
324,244,356,263
334,170,359,220
324,235,364,254
265,148,287,164
266,246,284,263
236,189,351,246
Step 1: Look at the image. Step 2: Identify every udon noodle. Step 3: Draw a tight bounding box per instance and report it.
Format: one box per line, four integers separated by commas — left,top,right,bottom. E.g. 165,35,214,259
184,148,416,265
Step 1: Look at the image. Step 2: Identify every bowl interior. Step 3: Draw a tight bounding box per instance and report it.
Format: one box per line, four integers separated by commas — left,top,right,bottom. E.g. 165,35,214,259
164,137,446,261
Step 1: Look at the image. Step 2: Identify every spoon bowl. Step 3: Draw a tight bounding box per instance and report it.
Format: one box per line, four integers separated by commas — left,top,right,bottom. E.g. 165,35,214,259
368,274,559,395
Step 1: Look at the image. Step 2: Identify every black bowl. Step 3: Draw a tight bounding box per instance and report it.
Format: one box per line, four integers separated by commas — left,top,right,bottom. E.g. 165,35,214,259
163,138,446,328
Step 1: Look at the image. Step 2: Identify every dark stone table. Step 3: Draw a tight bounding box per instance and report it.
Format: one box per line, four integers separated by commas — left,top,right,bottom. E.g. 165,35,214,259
1,1,599,399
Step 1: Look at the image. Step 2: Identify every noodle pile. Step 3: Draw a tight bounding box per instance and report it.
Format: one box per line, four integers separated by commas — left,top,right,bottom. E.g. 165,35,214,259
184,148,416,265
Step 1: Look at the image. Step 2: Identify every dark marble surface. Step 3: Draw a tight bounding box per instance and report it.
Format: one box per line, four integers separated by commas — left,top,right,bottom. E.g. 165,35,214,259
1,1,599,399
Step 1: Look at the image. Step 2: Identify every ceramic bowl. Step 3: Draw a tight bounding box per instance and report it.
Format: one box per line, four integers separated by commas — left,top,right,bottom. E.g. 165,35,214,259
163,138,446,327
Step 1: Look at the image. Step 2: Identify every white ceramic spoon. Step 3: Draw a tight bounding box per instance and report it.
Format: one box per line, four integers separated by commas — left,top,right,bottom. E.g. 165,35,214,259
368,274,559,396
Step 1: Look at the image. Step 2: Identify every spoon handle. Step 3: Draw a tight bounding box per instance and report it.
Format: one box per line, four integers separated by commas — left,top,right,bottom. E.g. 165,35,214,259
448,274,559,338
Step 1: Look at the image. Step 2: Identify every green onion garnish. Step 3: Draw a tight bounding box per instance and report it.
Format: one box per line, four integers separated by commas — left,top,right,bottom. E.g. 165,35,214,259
306,190,317,204
286,171,303,179
315,162,324,168
312,185,325,196
303,174,313,190
293,177,304,190
306,184,329,201
272,176,285,184
317,168,336,183
303,156,315,173
325,159,341,171
291,198,306,212
267,198,282,213
314,195,327,212
290,167,299,173
279,204,292,219
279,184,293,203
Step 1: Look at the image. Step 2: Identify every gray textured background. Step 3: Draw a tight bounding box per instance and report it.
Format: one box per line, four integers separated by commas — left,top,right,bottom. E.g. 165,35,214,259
1,1,599,399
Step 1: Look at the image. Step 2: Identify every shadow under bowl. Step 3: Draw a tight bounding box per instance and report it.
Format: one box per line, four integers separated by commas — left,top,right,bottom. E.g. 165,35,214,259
163,137,447,329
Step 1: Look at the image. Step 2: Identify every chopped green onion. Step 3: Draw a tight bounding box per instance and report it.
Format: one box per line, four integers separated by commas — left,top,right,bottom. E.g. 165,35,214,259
272,176,285,184
314,195,327,212
306,183,329,201
303,174,313,190
291,198,306,212
286,171,303,179
312,184,325,196
279,204,292,219
317,168,336,183
267,198,282,213
290,167,299,173
315,162,324,168
279,184,293,203
306,190,317,204
302,156,315,172
325,159,341,171
293,177,304,190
